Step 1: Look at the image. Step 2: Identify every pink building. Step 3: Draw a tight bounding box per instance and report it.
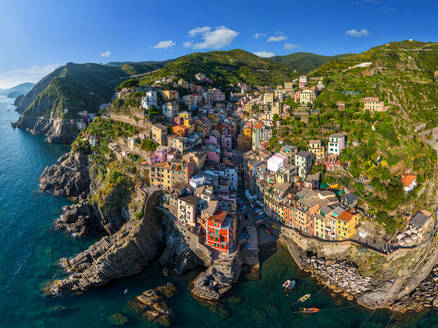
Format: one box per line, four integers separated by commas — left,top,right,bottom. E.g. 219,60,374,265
206,145,220,163
221,135,232,150
205,135,219,146
150,148,170,163
294,91,301,103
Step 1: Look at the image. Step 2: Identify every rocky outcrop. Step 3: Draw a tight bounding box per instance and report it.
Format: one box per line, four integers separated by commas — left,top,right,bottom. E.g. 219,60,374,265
128,282,177,326
191,248,243,302
390,266,438,312
45,191,164,296
159,226,204,275
54,202,103,236
159,216,211,275
12,116,78,144
40,150,90,198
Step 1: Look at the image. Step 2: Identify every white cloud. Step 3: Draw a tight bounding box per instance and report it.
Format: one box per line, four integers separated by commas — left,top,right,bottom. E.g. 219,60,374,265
253,51,275,58
284,43,300,50
152,40,176,49
188,26,211,37
191,26,239,50
100,50,111,58
0,64,61,89
346,28,369,37
183,41,194,48
267,35,287,42
254,32,266,39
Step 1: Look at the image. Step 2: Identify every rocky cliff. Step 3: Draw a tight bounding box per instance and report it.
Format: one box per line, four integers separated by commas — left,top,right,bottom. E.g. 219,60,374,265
46,190,164,296
40,150,90,198
12,116,79,143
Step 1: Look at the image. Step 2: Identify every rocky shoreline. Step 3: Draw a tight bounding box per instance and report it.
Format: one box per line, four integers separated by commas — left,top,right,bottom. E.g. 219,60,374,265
390,266,438,312
12,116,78,144
304,257,373,300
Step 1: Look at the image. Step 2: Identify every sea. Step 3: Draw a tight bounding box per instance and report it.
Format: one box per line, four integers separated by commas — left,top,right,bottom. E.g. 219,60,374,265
0,95,437,328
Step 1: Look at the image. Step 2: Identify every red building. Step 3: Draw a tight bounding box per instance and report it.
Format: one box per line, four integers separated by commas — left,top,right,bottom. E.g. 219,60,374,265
205,211,237,254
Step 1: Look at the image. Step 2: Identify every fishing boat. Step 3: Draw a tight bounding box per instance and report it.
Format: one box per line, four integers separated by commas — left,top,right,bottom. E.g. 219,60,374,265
301,308,319,314
298,294,311,303
282,280,296,290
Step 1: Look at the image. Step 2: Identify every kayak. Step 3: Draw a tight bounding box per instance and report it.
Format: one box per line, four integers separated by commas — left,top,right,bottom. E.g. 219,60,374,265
282,280,296,289
298,294,311,303
301,308,319,314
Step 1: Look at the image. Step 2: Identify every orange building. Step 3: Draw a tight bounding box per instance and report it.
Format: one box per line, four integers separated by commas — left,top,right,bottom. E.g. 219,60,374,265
205,211,237,254
172,124,189,137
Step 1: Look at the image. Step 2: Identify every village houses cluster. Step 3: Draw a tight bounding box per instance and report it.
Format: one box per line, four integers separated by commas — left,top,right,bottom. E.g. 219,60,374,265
82,70,427,256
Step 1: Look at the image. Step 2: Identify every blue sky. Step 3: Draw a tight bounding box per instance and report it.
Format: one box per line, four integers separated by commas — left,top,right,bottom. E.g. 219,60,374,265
0,0,437,88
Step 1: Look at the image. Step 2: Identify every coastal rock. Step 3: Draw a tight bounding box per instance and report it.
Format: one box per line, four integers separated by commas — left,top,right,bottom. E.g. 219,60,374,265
46,191,164,296
191,248,243,302
12,116,78,144
128,283,176,326
159,222,208,275
54,202,103,236
40,150,90,198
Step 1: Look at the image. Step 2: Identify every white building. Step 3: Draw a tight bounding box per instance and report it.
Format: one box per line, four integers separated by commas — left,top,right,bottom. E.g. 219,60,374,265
299,89,316,105
295,151,315,179
224,167,238,191
141,90,158,109
267,154,288,172
328,133,346,155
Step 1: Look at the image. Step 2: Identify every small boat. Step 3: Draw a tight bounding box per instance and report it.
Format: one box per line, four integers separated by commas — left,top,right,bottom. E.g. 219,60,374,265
298,294,311,303
282,280,296,289
123,288,128,295
301,308,319,314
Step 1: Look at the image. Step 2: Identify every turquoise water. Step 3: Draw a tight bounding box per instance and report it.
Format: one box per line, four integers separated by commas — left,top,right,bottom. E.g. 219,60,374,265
0,95,437,327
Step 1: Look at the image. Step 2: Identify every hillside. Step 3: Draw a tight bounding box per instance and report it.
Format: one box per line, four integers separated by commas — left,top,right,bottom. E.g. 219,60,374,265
0,82,34,98
273,40,438,232
137,49,298,87
269,52,353,73
106,60,170,75
15,63,130,118
312,40,438,125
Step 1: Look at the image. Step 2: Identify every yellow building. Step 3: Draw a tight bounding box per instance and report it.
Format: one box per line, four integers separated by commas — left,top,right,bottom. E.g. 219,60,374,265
162,90,179,101
335,209,359,240
263,93,274,105
178,111,191,119
308,140,325,159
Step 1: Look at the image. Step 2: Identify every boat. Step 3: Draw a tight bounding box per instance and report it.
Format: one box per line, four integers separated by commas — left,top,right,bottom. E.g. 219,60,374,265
301,308,319,314
282,280,296,290
298,294,311,303
123,288,128,295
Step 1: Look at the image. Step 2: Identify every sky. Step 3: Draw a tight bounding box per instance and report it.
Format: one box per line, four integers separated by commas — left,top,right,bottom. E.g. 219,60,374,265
0,0,437,88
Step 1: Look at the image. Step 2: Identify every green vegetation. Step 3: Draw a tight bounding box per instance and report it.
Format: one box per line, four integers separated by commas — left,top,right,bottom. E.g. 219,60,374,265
137,49,298,88
16,61,165,119
106,60,170,75
17,63,129,117
140,139,158,151
269,52,353,73
272,41,438,232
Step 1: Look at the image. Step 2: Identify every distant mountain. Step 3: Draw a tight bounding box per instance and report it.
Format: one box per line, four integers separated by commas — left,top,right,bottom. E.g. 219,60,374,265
0,82,35,98
106,60,170,75
138,49,298,87
268,52,353,73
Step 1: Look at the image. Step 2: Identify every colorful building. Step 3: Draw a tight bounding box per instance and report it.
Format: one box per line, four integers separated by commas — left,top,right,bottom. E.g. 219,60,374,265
205,211,237,254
